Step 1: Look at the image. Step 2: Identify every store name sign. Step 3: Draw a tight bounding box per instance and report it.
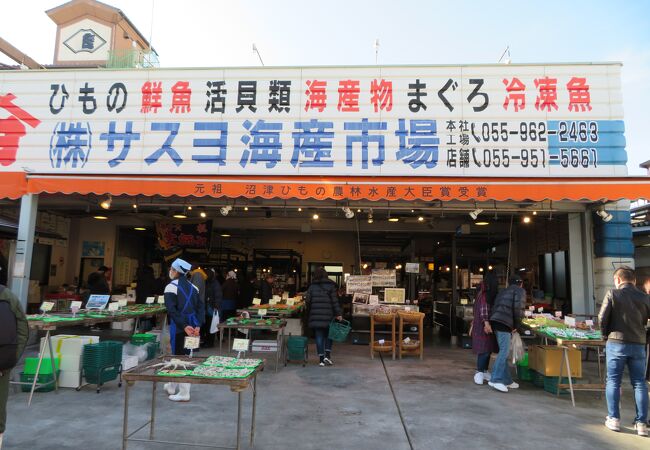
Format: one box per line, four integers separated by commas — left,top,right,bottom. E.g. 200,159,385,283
0,64,625,177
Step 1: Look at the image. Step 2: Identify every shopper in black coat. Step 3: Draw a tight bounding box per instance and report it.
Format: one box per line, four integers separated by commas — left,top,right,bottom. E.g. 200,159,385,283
306,268,342,366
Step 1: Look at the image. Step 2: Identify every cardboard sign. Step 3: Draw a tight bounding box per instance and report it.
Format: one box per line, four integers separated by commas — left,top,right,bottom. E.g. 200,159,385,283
145,296,155,304
233,338,250,352
564,316,577,327
258,309,267,317
40,301,54,312
525,310,533,317
156,296,165,304
537,307,544,313
585,319,594,327
70,301,82,310
272,295,281,302
108,302,119,311
118,299,128,307
286,298,296,306
346,275,372,294
184,336,200,350
269,298,279,305
253,298,262,305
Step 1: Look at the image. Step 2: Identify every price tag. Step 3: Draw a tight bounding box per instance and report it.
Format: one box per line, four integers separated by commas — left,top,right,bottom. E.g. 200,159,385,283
252,298,262,305
585,319,594,327
403,337,411,344
460,298,468,305
118,299,128,307
272,295,281,302
40,301,54,313
232,338,250,352
525,310,532,317
554,311,562,318
564,316,577,327
184,336,200,350
282,292,289,300
70,301,82,311
529,306,535,311
269,298,279,305
287,298,296,306
378,339,385,345
108,302,119,312
537,307,544,313
258,309,267,317
156,296,165,304
145,296,155,304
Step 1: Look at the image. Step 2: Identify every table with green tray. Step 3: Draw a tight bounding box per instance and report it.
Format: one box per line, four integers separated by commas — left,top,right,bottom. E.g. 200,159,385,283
15,306,167,406
121,355,262,450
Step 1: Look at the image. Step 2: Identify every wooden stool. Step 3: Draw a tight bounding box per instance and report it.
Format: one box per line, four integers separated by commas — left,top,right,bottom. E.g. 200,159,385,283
398,311,425,360
370,312,396,360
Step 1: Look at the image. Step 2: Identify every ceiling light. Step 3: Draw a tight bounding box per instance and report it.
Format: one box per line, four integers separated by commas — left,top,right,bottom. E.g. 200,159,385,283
220,205,232,216
488,265,493,270
93,215,108,220
99,195,112,210
342,207,354,219
134,227,146,231
187,206,193,211
445,267,450,272
522,216,531,224
475,221,489,226
479,267,484,272
173,213,187,219
244,206,249,211
200,211,207,218
596,209,613,222
312,213,319,220
469,208,483,220
357,209,361,213
388,217,399,222
368,209,374,224
418,216,425,222
132,203,137,209
411,209,415,213
298,207,302,212
220,234,231,237
362,263,368,269
532,211,537,215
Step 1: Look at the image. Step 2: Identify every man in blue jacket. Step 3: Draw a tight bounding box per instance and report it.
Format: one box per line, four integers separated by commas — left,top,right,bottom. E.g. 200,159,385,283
163,258,204,402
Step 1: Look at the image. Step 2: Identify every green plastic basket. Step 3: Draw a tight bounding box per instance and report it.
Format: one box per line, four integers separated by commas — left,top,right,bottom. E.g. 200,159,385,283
517,365,533,382
532,370,545,388
286,336,308,361
517,352,529,367
543,376,570,395
328,319,351,343
84,367,119,384
23,357,60,375
20,372,59,392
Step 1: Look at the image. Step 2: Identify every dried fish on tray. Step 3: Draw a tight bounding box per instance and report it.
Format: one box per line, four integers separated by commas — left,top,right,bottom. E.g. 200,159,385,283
191,365,255,379
203,356,262,368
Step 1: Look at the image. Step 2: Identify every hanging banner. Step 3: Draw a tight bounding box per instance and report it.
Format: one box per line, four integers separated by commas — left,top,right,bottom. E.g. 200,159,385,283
0,64,626,178
155,220,212,260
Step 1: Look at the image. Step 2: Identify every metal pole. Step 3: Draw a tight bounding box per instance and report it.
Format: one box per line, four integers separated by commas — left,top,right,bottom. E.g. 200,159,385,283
149,382,157,440
122,382,130,450
451,235,458,344
250,375,257,447
46,330,58,391
11,194,38,311
236,391,242,450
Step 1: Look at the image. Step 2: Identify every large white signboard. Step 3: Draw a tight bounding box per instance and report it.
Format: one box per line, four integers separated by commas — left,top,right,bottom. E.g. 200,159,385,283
0,64,625,177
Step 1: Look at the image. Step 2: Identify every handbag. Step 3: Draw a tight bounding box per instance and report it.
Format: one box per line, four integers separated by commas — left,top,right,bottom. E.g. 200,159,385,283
209,309,220,334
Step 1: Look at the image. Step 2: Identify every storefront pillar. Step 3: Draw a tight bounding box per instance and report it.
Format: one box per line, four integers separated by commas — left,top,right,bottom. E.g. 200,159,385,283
451,235,458,343
10,194,38,311
568,212,595,316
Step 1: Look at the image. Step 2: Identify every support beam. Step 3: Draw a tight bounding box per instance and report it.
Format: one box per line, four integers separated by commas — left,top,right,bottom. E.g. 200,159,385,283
11,194,38,311
0,36,43,69
568,212,595,315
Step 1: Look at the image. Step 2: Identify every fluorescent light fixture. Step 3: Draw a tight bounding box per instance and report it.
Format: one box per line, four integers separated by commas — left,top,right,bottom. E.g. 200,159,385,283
469,208,483,220
93,215,108,220
173,213,187,219
134,227,146,231
220,234,231,237
220,205,232,216
522,216,531,224
388,217,399,222
475,221,489,226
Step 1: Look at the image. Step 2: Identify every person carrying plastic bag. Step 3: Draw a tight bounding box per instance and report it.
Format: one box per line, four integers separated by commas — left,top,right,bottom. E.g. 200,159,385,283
162,258,204,402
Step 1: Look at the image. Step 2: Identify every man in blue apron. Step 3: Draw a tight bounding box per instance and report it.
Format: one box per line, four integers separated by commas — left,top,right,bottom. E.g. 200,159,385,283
163,258,204,402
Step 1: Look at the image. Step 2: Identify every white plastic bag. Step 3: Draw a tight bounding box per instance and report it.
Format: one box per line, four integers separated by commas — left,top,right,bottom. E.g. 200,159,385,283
209,310,220,334
509,332,525,364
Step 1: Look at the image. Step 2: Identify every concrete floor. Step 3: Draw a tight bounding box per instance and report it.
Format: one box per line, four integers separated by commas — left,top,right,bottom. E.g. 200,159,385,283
4,337,649,450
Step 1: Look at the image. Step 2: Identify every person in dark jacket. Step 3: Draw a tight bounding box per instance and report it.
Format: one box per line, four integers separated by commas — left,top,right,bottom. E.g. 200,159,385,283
0,283,29,446
484,271,499,306
487,275,525,393
306,268,342,366
201,269,223,348
83,266,111,306
220,271,239,322
598,266,650,436
135,266,156,304
239,272,257,309
260,274,274,304
471,281,498,385
163,258,204,402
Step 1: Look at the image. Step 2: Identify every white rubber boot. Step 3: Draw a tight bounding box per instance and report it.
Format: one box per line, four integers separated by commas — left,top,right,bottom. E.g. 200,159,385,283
168,383,191,402
0,432,4,449
163,382,178,395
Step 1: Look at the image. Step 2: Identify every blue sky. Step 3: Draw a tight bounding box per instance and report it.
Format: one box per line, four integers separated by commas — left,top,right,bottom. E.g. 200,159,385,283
2,0,649,173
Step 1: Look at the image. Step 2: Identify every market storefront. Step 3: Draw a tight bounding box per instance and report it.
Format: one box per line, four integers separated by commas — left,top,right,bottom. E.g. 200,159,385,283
1,63,649,340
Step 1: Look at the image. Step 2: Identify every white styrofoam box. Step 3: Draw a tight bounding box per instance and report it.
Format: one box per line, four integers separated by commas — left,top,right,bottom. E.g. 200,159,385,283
60,355,81,371
284,318,303,336
121,319,135,331
40,335,99,356
111,321,124,330
121,355,139,371
252,340,278,352
58,371,82,388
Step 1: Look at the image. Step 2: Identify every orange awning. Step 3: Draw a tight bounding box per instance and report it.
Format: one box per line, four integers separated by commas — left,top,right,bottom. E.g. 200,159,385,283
10,173,650,202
